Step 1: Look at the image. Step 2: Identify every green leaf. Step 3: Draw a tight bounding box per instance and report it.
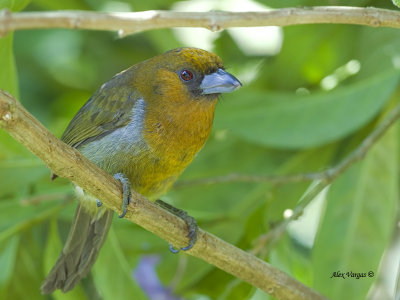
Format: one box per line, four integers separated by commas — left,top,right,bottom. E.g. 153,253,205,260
0,34,18,98
42,218,61,280
92,228,147,300
270,235,313,287
160,254,214,297
43,217,87,300
0,235,19,290
0,0,30,11
0,158,48,197
255,0,371,7
31,0,90,10
312,120,399,299
249,288,270,300
0,0,30,97
220,280,255,300
190,266,250,300
355,27,400,80
8,234,46,300
0,199,63,245
216,70,400,149
252,24,356,90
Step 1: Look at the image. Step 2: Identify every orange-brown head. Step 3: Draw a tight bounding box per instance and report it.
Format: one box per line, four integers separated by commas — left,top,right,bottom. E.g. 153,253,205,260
132,47,240,103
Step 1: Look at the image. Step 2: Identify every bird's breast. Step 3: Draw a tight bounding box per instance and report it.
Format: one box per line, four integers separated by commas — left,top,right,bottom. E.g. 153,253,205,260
143,98,216,165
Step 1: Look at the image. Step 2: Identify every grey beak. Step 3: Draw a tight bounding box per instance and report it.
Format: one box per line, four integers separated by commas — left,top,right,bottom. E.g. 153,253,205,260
200,69,242,95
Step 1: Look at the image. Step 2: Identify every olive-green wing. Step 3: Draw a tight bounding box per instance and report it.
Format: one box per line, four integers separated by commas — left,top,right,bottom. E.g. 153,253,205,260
61,83,139,149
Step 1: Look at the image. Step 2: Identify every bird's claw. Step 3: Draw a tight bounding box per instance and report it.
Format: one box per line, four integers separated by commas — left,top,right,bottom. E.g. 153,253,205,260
113,173,131,218
155,199,198,253
169,244,180,253
119,207,128,218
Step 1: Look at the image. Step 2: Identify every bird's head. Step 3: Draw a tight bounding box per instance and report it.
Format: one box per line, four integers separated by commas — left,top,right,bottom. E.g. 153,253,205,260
133,47,242,104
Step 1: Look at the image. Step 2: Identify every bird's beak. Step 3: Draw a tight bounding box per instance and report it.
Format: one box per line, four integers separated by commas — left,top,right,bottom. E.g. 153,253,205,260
200,69,242,95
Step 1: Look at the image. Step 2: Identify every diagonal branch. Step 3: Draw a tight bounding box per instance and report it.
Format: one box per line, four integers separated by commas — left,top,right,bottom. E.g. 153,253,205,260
251,102,400,255
174,172,326,188
1,6,400,37
0,90,328,299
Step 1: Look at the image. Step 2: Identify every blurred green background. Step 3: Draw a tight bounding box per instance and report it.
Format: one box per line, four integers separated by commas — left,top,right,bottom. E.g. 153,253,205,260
1,0,400,299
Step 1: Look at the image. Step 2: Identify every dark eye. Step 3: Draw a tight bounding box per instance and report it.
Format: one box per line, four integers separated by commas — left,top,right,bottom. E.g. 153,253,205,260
180,69,194,81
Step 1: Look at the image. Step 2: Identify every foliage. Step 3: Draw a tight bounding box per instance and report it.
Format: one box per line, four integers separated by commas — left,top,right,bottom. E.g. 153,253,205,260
1,0,400,299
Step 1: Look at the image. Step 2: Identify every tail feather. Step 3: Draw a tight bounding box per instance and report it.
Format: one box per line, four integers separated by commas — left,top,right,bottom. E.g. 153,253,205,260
41,203,114,294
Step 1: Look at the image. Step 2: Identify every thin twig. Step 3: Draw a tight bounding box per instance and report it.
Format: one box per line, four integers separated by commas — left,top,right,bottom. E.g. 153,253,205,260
0,90,328,299
1,7,400,37
20,193,73,206
251,103,400,255
175,172,327,188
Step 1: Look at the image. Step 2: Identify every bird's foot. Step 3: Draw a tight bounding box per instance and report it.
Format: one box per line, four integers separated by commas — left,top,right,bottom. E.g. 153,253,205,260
155,199,198,253
114,173,132,218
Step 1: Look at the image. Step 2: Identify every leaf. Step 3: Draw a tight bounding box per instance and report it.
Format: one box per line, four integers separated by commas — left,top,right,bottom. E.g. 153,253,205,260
190,265,250,300
255,0,371,7
252,24,357,90
0,34,18,97
42,217,61,275
215,69,400,149
249,288,270,300
0,235,19,291
92,228,147,300
31,0,90,10
312,120,399,299
0,0,30,12
0,0,31,96
219,280,255,300
0,158,48,197
42,217,87,300
270,235,313,288
355,27,400,80
0,199,64,247
8,233,46,300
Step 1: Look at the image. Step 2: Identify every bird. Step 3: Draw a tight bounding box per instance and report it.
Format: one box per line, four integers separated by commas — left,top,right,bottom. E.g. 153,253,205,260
41,47,242,294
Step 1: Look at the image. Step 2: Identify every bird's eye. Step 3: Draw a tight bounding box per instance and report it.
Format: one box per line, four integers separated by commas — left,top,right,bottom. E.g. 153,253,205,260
180,69,194,81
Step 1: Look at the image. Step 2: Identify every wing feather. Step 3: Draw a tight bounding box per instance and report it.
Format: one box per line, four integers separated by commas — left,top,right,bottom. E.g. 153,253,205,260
61,72,139,149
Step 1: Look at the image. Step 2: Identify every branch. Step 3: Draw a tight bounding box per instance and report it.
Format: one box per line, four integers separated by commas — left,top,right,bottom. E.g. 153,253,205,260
175,172,325,188
251,102,400,255
0,90,328,299
1,6,400,37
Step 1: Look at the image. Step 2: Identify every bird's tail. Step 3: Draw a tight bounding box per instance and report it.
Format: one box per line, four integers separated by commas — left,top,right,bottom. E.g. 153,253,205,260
41,202,114,294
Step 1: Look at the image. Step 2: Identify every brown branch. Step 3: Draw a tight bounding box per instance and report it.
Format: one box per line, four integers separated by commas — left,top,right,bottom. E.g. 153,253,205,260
251,102,400,255
1,6,400,37
174,172,326,188
0,90,328,299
